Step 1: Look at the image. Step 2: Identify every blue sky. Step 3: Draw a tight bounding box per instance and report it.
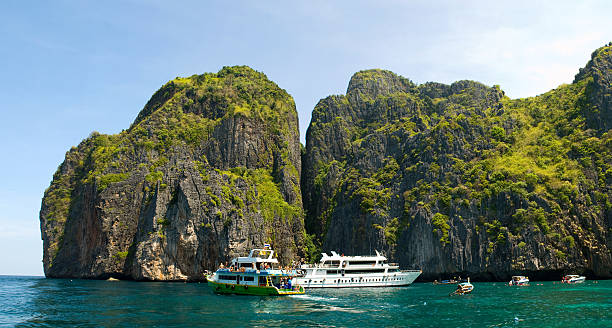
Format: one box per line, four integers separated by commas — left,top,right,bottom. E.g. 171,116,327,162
0,0,610,276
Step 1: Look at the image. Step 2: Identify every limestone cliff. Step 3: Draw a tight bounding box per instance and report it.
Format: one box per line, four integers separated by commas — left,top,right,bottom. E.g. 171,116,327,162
302,44,612,280
41,44,612,281
40,66,304,280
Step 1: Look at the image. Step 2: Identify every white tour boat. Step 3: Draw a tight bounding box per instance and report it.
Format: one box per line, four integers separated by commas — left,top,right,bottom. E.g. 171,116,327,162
561,274,586,284
509,275,530,286
295,250,421,288
451,278,474,295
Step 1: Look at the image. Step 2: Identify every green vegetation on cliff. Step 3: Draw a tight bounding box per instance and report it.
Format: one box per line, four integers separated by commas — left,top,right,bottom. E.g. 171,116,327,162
40,66,305,279
303,43,612,279
40,44,612,281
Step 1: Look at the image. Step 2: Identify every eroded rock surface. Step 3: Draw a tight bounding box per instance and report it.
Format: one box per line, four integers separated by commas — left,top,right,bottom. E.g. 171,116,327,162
303,45,612,280
40,66,304,280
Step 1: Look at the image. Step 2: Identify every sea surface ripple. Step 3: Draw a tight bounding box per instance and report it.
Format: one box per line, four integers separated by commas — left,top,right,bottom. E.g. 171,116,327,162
0,276,610,327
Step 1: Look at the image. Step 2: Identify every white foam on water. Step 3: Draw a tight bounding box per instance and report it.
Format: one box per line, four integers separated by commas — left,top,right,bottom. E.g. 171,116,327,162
290,294,339,302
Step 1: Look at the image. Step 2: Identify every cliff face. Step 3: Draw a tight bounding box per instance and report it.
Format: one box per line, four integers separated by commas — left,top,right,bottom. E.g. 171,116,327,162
41,45,612,281
40,66,304,280
303,44,612,280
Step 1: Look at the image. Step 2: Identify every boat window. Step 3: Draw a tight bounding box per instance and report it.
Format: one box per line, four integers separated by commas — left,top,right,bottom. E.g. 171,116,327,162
241,276,254,282
329,261,340,266
348,261,377,266
344,269,385,274
218,275,235,281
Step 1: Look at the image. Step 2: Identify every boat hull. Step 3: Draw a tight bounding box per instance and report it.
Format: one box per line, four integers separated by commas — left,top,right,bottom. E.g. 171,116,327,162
295,270,421,288
208,280,305,296
509,281,529,286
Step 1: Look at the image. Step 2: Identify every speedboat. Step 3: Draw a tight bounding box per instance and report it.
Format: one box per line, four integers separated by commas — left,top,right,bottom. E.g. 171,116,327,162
561,275,586,284
207,246,305,296
295,250,421,288
509,276,529,286
452,278,473,295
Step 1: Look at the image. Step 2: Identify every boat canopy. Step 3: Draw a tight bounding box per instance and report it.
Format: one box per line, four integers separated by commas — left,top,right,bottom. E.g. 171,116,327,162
320,250,387,263
231,248,279,266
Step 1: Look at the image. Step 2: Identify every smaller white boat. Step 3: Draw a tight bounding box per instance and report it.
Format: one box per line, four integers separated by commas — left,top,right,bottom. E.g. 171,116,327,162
509,276,529,286
561,275,586,284
451,278,473,295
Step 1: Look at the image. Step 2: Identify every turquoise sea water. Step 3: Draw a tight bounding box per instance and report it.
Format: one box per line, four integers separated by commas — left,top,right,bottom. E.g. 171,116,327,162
1,276,610,327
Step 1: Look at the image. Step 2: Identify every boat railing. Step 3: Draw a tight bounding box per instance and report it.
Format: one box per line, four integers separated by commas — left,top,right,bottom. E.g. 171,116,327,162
217,268,259,273
216,267,300,276
300,264,340,269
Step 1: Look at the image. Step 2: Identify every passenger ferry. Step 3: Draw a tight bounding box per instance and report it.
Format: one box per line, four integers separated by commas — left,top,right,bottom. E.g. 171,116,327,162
207,247,305,296
295,251,421,288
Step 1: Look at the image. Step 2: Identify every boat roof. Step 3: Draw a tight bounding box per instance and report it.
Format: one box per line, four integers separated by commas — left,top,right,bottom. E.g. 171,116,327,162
319,250,387,262
216,268,295,276
232,248,279,264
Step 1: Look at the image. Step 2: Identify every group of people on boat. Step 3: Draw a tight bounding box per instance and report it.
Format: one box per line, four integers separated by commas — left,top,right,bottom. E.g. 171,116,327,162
276,278,294,290
219,262,274,272
433,276,465,285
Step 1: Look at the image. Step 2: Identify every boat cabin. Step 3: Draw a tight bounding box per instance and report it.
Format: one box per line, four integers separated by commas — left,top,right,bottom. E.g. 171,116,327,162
215,271,295,289
229,248,279,271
